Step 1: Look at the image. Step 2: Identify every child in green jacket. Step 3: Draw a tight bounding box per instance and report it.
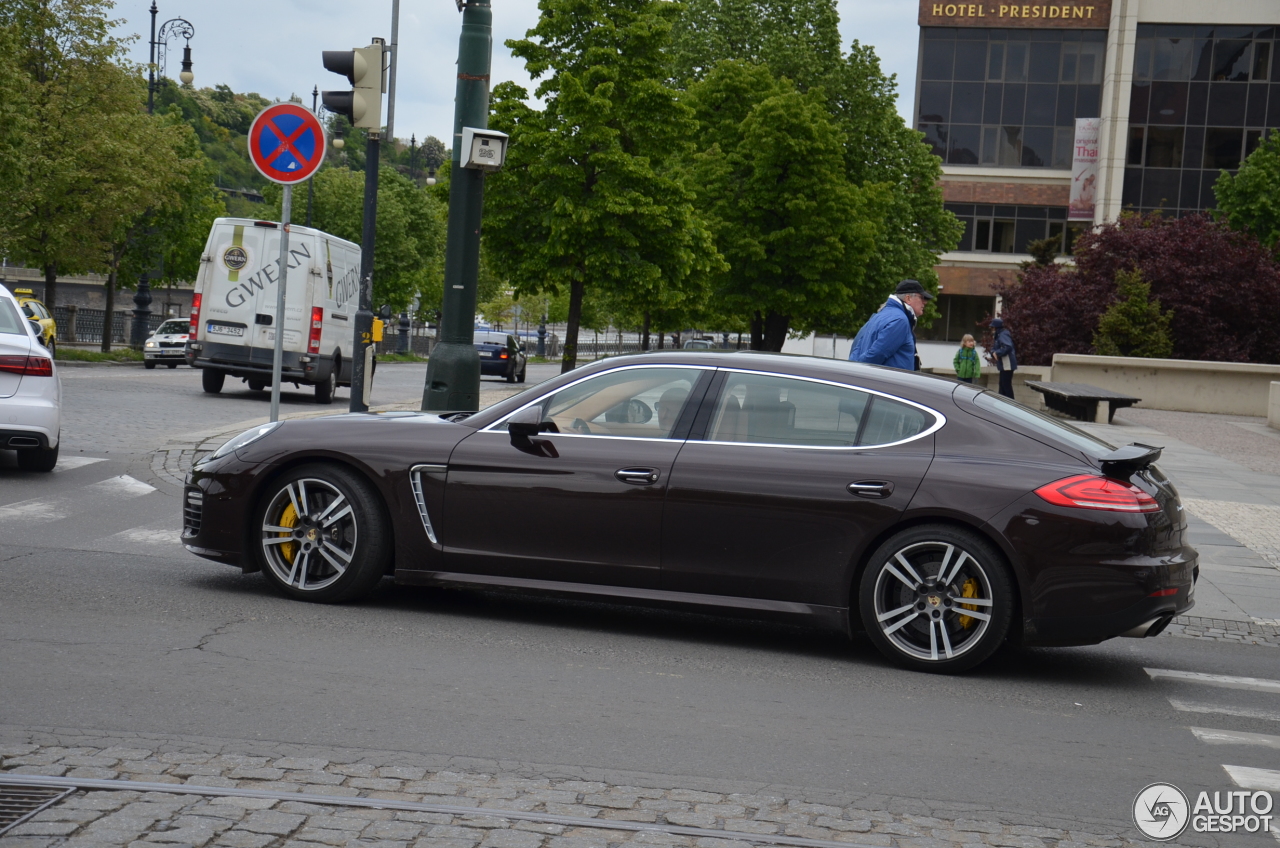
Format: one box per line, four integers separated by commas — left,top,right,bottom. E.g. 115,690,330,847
954,334,981,383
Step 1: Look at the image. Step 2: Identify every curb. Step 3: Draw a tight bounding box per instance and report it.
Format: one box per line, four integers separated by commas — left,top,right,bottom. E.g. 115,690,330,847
53,359,146,368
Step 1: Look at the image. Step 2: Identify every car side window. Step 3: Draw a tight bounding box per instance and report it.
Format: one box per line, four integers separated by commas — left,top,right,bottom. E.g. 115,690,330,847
35,303,50,319
705,372,934,448
511,367,702,439
0,300,26,336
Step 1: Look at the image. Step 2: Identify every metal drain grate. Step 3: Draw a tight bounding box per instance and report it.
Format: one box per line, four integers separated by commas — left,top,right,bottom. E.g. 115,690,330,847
0,783,75,836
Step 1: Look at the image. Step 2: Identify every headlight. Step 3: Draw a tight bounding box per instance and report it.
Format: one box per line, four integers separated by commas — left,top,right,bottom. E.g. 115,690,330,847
145,341,156,348
200,421,282,464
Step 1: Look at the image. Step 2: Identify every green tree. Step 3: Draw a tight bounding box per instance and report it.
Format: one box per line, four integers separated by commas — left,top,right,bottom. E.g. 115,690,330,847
669,2,960,332
0,24,33,251
1091,268,1174,358
0,0,153,307
484,0,720,373
685,62,885,350
1215,132,1280,252
265,167,447,311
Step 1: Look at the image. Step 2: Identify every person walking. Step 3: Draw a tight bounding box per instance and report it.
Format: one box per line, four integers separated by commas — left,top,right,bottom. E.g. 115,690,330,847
987,318,1017,399
953,333,981,383
848,280,933,371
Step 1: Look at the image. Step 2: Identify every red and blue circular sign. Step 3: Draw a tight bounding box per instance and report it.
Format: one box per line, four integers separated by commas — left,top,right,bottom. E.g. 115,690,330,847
248,103,327,185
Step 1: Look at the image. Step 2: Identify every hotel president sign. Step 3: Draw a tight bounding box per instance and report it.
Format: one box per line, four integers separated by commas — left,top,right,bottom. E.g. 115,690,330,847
919,0,1110,27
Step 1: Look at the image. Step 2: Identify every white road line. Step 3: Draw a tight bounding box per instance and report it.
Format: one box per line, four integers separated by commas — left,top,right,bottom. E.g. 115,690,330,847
1170,699,1280,723
1191,727,1280,749
1224,765,1280,792
1145,667,1280,695
52,456,107,473
0,474,156,523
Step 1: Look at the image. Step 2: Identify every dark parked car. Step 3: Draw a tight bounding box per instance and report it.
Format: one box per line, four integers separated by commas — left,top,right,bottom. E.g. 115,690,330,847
475,331,526,383
182,352,1196,673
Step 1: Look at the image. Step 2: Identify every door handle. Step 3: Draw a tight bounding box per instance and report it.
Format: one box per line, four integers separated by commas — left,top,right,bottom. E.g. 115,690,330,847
615,468,660,486
847,481,893,499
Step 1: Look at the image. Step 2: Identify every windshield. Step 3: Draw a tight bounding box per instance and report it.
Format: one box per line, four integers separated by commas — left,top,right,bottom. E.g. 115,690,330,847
0,299,27,336
156,320,189,335
973,391,1115,456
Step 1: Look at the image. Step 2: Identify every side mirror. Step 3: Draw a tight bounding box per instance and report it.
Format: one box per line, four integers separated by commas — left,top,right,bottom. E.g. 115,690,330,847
508,405,558,439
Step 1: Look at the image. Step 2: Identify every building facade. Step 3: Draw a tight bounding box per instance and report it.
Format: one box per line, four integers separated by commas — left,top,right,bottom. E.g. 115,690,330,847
915,0,1280,340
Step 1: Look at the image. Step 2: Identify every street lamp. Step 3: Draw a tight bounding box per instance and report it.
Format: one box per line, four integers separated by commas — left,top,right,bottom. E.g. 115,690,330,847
136,2,195,349
307,85,319,228
409,134,418,184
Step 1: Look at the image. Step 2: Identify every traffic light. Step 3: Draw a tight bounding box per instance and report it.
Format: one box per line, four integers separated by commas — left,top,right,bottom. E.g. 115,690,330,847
322,40,385,130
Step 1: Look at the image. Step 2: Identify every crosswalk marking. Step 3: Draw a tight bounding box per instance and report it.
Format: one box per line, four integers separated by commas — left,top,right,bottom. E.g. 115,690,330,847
0,474,156,523
1145,667,1280,695
52,456,107,473
1169,699,1280,723
1224,765,1280,792
1191,727,1280,749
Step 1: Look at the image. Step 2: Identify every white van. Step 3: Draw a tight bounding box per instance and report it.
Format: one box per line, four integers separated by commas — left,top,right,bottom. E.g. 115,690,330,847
185,218,362,403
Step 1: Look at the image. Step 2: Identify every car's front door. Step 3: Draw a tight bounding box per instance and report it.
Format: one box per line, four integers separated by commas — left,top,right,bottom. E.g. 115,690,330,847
441,365,711,588
660,370,938,606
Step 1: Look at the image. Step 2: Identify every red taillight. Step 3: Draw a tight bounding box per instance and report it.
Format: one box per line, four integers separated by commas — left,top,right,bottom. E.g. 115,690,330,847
189,293,202,338
1149,588,1179,597
0,355,53,377
499,351,508,359
308,307,323,354
1034,474,1161,513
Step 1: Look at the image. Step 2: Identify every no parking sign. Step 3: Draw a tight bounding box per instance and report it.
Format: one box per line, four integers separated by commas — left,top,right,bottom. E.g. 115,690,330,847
248,103,327,185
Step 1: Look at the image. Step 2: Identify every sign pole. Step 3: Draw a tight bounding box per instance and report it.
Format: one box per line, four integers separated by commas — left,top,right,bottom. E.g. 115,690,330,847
269,185,293,423
349,133,379,413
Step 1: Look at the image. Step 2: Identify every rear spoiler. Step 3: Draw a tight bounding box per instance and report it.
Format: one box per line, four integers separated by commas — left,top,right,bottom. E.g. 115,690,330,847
1099,443,1163,477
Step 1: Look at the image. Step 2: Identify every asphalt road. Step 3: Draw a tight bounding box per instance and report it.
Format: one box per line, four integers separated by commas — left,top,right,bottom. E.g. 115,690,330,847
1,362,1277,845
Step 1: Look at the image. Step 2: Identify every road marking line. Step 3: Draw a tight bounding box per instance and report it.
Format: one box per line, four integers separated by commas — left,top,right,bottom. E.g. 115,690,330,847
1191,727,1280,749
1145,667,1280,694
52,456,107,472
0,475,156,523
1170,699,1280,723
1223,765,1280,792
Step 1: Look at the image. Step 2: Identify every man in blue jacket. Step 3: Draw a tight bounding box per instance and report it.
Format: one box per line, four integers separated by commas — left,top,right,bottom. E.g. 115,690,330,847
848,280,932,370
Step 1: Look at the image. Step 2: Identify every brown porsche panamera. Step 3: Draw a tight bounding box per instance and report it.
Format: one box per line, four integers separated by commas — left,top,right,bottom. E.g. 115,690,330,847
182,351,1196,672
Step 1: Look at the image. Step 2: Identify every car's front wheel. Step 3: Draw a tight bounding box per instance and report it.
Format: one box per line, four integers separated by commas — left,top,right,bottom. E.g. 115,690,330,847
254,464,390,603
144,361,157,370
858,525,1013,673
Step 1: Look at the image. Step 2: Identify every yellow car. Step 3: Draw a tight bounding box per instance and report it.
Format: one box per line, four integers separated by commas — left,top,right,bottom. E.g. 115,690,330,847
13,288,57,357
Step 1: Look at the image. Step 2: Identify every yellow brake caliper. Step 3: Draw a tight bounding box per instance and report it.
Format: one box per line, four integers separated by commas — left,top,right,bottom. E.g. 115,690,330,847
957,578,981,629
278,503,298,564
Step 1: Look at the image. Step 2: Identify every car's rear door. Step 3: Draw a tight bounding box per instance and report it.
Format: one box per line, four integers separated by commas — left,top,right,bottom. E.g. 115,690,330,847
660,369,939,606
0,298,33,398
439,365,712,588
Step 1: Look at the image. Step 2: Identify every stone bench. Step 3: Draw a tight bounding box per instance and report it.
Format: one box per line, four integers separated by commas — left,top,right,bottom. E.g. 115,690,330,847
1025,381,1141,424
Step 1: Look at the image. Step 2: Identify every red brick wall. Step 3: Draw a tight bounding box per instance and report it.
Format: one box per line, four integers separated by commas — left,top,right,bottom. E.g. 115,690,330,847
942,181,1071,206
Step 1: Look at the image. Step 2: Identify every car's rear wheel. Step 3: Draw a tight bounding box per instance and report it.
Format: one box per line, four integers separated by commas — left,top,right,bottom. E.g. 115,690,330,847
517,364,526,383
314,365,336,404
202,368,225,394
255,464,390,603
17,440,58,472
858,525,1013,674
247,378,266,392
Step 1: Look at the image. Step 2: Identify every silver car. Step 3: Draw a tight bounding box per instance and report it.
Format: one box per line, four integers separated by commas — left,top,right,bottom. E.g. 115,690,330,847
144,318,192,369
0,285,60,471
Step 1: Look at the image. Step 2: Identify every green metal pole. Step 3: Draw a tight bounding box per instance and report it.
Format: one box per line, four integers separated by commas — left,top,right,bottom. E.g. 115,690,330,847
421,0,491,412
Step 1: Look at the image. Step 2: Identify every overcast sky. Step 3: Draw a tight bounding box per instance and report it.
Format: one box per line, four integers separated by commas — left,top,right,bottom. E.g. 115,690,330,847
112,0,919,147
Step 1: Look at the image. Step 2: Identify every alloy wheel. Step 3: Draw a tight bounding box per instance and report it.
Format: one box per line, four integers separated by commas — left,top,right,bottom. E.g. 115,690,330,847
260,478,358,592
870,540,996,663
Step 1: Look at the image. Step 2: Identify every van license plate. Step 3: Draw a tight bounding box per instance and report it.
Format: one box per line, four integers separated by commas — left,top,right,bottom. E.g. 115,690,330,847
207,323,244,337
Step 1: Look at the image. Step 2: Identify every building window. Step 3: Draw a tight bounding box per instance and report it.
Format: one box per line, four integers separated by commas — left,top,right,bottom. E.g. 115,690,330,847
1126,25,1279,216
917,28,1105,170
945,204,1086,255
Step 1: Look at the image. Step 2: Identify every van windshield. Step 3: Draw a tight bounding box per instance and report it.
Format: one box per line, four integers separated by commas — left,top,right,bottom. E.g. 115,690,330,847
0,299,28,336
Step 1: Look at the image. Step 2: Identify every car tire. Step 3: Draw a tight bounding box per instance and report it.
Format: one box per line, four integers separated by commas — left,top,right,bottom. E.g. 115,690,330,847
254,463,390,603
202,368,225,394
144,361,157,370
858,524,1013,674
248,378,266,392
167,362,178,369
517,364,527,383
46,339,55,359
315,366,336,404
17,440,59,473
505,364,516,383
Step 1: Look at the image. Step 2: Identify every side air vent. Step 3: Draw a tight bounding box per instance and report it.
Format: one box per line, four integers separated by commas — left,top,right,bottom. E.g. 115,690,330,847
409,465,446,545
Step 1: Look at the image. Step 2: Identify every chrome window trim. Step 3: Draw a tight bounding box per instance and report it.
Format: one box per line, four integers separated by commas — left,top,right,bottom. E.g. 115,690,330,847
480,363,711,439
409,463,447,544
695,366,945,452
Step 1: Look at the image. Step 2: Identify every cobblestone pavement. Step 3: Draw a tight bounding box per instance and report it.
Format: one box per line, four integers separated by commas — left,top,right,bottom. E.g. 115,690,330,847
1115,407,1280,478
0,731,1162,848
1165,615,1280,647
1180,498,1280,571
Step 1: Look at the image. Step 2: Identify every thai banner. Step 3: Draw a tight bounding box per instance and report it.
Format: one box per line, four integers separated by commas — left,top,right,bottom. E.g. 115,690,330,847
1069,117,1100,221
